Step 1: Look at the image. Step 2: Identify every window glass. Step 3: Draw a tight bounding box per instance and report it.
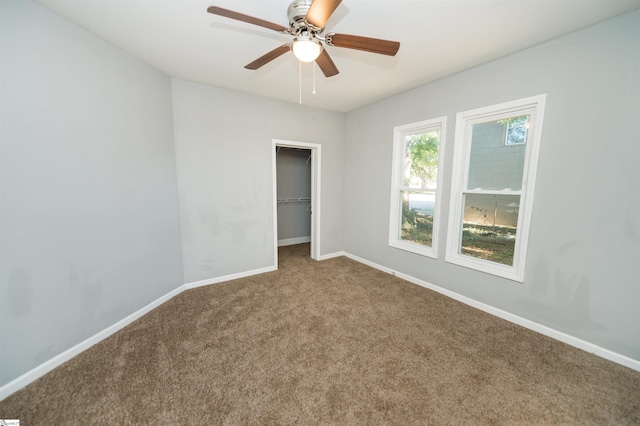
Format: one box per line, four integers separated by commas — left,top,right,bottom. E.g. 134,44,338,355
401,190,436,247
467,118,527,191
403,131,440,189
506,115,529,145
461,194,520,266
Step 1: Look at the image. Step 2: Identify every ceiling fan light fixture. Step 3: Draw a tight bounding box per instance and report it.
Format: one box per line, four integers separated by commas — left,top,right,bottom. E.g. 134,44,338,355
292,37,322,62
207,1,400,78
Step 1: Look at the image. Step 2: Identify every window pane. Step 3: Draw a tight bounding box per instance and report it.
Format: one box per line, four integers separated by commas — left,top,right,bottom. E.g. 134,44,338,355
403,131,440,189
467,115,529,190
400,190,435,247
506,115,529,145
460,194,520,266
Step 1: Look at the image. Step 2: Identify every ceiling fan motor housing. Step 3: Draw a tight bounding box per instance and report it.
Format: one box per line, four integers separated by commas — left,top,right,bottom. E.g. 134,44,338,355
288,0,315,32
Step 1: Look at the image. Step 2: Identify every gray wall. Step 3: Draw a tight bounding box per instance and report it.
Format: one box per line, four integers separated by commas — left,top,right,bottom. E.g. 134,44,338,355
277,148,312,242
0,0,184,386
171,79,344,284
344,11,640,360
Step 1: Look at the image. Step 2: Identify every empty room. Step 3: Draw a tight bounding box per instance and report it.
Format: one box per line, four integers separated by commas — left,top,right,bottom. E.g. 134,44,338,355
1,0,639,423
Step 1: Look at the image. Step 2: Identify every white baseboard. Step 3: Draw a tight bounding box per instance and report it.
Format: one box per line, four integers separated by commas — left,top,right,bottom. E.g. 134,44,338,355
184,265,277,289
317,251,347,261
343,252,640,372
343,252,394,273
0,284,185,401
0,263,277,401
277,236,311,247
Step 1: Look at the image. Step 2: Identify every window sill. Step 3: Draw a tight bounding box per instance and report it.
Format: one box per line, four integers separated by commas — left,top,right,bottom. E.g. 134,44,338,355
389,240,437,259
444,252,524,282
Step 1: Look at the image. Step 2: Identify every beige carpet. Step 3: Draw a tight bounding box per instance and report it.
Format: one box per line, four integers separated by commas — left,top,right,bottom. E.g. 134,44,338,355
1,243,639,424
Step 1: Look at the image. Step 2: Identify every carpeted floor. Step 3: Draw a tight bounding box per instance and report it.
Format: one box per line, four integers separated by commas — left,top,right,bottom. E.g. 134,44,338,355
1,243,639,424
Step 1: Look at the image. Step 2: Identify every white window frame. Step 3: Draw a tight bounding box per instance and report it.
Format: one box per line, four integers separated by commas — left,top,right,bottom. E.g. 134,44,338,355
446,95,546,282
389,116,447,258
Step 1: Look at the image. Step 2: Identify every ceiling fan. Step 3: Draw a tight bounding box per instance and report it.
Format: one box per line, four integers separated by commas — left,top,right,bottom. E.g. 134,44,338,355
207,0,400,77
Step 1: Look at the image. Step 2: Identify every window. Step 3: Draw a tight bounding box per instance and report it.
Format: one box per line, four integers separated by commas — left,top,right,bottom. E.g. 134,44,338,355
389,117,446,258
446,95,546,281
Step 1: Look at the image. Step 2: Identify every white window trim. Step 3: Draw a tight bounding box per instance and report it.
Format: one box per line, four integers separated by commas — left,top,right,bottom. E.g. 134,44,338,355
445,95,546,282
389,116,447,258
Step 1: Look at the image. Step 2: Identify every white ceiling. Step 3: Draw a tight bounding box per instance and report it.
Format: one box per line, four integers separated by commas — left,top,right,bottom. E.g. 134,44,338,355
36,0,640,112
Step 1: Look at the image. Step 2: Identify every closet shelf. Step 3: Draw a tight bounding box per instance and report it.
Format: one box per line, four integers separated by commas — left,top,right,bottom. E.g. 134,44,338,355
277,197,311,203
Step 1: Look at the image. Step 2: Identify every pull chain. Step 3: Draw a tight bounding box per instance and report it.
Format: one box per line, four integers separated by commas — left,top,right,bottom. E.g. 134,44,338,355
312,63,316,95
298,60,302,104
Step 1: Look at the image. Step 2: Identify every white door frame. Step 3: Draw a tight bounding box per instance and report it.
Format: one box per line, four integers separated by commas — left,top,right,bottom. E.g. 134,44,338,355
272,139,321,266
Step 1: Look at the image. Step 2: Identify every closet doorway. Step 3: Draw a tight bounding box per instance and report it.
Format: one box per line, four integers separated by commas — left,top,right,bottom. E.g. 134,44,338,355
272,139,321,266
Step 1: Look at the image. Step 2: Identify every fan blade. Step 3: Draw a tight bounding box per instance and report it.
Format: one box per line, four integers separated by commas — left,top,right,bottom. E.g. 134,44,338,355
305,0,342,30
315,49,339,77
207,6,289,32
244,44,291,70
327,33,400,56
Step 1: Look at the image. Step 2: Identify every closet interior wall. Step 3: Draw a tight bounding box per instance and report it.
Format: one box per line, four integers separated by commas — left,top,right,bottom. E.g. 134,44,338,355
276,147,312,247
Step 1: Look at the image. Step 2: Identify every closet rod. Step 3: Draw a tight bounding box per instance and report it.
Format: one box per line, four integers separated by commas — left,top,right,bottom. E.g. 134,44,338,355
277,198,311,203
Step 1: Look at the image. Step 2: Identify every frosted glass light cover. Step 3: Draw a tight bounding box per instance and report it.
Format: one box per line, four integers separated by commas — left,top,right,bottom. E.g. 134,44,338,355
292,40,322,62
